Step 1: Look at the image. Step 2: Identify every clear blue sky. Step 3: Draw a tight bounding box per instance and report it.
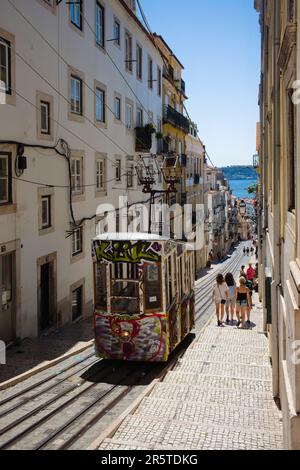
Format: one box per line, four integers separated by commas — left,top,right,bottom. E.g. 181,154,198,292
141,0,260,167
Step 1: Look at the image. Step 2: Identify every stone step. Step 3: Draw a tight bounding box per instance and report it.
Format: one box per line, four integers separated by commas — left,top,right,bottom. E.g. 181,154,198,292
164,371,273,393
183,349,271,366
149,382,278,408
109,415,283,450
174,359,272,381
135,397,282,434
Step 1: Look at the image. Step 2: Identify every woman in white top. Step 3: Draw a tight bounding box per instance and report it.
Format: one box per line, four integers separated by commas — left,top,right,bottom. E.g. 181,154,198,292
212,274,229,327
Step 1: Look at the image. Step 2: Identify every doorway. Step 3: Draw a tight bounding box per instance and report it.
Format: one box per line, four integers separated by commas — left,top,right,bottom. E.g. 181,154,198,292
0,252,16,343
38,256,56,333
72,285,83,321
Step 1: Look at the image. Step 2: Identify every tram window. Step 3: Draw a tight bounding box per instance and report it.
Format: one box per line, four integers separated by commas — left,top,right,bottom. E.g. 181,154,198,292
110,262,140,314
181,257,185,293
178,257,182,299
185,256,189,292
144,263,162,311
168,257,173,305
173,253,177,295
165,261,169,307
94,263,107,310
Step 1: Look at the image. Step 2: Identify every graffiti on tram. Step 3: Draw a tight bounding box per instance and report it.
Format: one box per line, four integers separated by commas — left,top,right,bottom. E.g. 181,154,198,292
93,240,162,264
94,313,168,362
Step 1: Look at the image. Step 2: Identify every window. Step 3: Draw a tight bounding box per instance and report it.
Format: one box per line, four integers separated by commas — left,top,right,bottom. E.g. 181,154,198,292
41,195,51,229
0,37,11,94
70,0,83,31
72,285,83,320
40,101,50,135
72,227,83,256
0,153,12,205
111,263,139,314
126,102,133,129
136,44,142,80
127,165,134,188
115,159,121,181
136,108,143,127
70,76,82,115
113,19,120,46
288,0,295,21
71,158,82,194
125,32,132,72
288,90,296,211
148,56,153,89
96,159,105,191
94,264,107,310
115,96,121,120
157,66,162,97
96,2,105,48
95,87,105,123
144,264,162,311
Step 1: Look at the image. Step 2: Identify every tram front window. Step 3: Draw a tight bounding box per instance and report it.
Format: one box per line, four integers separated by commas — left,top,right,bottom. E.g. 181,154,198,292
94,263,107,310
144,263,162,311
111,263,140,315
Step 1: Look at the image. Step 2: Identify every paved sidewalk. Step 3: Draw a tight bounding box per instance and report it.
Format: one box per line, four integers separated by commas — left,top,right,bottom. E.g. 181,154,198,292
0,317,94,384
99,294,284,450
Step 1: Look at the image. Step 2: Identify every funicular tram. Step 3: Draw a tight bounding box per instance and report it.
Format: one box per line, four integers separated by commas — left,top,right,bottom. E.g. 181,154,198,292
92,233,195,362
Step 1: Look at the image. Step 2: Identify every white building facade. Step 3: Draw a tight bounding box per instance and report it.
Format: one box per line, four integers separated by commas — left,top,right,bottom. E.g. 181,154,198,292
0,0,163,342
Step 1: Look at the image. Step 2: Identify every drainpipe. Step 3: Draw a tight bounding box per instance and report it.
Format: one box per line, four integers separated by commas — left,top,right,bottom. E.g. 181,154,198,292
271,0,281,399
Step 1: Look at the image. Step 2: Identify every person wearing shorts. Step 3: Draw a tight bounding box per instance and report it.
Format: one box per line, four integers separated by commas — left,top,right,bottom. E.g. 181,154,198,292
235,277,251,329
225,272,236,324
212,274,229,327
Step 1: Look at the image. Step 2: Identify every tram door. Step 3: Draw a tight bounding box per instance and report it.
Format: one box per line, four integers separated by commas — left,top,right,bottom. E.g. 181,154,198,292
0,252,16,343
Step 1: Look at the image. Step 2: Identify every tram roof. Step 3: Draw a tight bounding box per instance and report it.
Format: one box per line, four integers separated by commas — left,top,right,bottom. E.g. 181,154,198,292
92,232,170,242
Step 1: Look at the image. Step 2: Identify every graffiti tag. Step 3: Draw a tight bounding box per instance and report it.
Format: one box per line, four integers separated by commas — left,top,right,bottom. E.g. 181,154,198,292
94,241,162,264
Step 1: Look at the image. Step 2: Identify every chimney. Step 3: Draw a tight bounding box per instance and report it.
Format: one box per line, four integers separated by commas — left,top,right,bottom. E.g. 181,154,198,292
124,0,137,13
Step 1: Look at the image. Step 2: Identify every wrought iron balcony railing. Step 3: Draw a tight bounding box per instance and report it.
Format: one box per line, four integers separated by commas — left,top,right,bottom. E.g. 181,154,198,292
163,105,190,134
253,154,259,169
194,174,200,185
135,127,152,152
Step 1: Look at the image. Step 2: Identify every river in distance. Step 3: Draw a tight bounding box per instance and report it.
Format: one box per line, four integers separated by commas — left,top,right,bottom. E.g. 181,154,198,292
227,178,258,199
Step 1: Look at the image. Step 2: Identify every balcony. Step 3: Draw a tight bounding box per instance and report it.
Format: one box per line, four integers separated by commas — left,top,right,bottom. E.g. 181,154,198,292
194,174,200,185
180,192,187,206
135,127,152,152
253,154,259,169
163,105,190,134
181,79,186,94
180,154,187,167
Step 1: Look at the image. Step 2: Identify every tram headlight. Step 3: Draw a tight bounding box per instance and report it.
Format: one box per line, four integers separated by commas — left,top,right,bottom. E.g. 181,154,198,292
121,331,131,340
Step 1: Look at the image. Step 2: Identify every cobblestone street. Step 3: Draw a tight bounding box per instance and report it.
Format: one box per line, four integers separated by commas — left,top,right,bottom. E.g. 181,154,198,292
99,294,284,450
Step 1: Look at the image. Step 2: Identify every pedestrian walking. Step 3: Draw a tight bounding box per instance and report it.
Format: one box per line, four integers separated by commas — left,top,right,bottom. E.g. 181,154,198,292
235,277,252,329
240,265,247,280
246,247,250,256
246,278,254,324
212,274,229,327
243,247,246,255
246,263,256,282
225,272,237,324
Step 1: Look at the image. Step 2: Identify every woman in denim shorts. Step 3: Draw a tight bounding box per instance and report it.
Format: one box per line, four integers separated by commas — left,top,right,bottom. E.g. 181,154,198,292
235,277,251,329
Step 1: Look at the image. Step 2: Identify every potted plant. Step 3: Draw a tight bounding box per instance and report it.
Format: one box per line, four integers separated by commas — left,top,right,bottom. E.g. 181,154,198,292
144,123,156,134
156,131,163,139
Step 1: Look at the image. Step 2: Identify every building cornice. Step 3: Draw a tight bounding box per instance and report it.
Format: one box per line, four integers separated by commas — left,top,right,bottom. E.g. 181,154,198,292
278,24,297,71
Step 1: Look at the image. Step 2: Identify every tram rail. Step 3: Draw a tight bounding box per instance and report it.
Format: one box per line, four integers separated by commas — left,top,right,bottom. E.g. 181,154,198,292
0,244,249,450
